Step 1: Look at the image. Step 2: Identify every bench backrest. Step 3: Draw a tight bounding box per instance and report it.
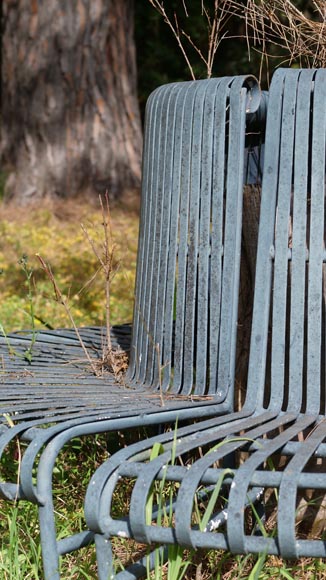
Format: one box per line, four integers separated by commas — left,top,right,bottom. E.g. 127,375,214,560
127,76,261,409
246,68,326,415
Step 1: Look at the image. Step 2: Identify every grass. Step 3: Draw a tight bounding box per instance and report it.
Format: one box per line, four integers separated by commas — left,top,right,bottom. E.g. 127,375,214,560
2,433,326,580
0,197,326,578
0,197,138,332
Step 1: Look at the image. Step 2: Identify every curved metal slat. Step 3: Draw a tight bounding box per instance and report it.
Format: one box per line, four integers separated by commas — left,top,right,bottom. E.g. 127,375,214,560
181,80,212,392
127,86,160,382
244,68,286,412
145,83,187,387
164,81,200,392
306,69,326,413
135,83,172,386
287,70,315,412
215,77,249,402
270,70,299,411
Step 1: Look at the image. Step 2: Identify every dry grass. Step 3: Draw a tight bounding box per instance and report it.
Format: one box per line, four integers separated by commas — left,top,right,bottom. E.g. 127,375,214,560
226,0,326,77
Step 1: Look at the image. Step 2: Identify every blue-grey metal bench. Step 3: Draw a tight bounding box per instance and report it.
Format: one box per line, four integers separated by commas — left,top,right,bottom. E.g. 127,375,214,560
81,67,326,576
0,74,261,579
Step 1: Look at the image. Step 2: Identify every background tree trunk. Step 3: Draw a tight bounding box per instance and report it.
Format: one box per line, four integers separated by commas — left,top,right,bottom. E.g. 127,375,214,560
1,0,142,203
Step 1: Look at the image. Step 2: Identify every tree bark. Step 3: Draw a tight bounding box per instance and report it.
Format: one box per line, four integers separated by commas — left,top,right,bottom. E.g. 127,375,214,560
235,185,261,408
1,0,142,203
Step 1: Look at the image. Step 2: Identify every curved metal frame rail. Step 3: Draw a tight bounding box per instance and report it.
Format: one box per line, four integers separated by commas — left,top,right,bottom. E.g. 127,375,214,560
0,74,260,579
82,68,326,579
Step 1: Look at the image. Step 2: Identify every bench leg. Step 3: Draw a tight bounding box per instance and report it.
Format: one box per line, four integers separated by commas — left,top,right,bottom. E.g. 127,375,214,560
95,534,115,580
38,499,61,580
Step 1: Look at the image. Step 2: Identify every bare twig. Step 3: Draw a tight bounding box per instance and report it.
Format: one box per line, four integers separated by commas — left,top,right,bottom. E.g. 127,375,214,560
148,0,232,79
35,254,101,377
227,0,326,69
36,193,128,380
81,193,128,380
81,193,117,356
147,0,196,78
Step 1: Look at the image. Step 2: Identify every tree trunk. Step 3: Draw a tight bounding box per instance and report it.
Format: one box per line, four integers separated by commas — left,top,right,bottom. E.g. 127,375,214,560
1,0,142,203
235,185,261,408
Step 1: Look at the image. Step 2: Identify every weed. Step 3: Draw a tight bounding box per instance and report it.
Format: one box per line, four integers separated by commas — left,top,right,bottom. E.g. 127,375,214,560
17,255,37,362
144,426,192,580
0,503,42,580
80,193,129,378
36,253,101,376
0,255,37,363
36,194,129,379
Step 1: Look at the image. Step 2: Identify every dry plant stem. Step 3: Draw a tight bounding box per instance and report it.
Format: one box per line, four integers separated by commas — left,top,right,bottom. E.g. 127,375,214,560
148,0,196,79
227,0,326,69
80,193,128,379
35,254,101,377
148,0,231,79
81,193,117,358
203,0,229,77
99,193,113,355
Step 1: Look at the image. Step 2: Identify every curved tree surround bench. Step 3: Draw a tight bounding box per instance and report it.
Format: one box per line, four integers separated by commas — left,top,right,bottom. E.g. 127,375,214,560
0,74,262,578
81,68,326,577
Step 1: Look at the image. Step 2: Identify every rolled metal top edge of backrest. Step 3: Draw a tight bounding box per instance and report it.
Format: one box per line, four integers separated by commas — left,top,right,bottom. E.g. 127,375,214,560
127,75,264,405
246,68,326,415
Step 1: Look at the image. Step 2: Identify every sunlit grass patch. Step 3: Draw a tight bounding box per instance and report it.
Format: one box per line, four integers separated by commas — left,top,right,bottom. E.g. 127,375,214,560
0,199,139,331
